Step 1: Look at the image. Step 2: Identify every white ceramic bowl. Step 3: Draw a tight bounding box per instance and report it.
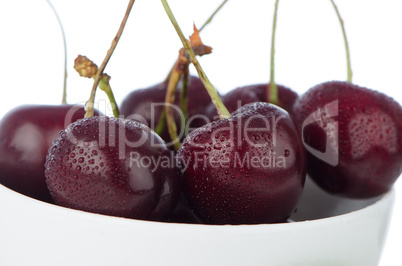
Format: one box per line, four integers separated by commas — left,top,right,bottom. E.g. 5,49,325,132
0,177,394,266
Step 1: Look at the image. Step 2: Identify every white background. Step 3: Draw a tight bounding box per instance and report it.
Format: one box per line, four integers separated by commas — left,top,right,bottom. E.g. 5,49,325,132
0,0,401,265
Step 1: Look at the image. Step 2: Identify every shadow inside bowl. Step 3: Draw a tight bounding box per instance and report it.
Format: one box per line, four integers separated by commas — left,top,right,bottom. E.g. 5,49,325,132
291,176,381,221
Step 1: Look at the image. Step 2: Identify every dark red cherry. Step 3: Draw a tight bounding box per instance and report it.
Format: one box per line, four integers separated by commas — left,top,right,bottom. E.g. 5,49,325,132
0,104,92,202
177,102,306,224
293,81,402,198
120,76,215,145
45,116,180,220
205,83,298,121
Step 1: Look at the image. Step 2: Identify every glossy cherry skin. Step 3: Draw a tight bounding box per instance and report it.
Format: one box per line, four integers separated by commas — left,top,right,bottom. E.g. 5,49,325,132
120,76,215,145
0,104,91,202
177,102,306,224
293,81,402,198
205,83,298,121
45,116,180,220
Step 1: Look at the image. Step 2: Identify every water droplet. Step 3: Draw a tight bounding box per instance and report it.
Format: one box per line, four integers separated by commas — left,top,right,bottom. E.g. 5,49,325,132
50,146,57,155
194,135,201,143
284,149,290,157
73,125,82,133
214,143,222,150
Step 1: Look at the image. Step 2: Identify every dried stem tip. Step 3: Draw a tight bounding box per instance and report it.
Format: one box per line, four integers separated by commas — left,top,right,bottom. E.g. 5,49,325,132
175,25,212,73
74,55,98,78
189,24,212,56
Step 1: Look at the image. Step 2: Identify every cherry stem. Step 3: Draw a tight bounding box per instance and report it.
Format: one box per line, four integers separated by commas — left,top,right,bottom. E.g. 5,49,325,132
164,48,191,149
199,0,229,32
268,0,279,106
74,55,119,118
155,110,167,136
161,0,230,119
330,0,352,83
179,72,189,123
158,0,229,131
165,69,183,151
46,0,68,104
98,75,120,118
162,0,229,84
85,0,135,118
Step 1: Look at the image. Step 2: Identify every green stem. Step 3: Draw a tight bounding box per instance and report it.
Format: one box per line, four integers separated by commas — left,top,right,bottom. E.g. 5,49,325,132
199,0,229,32
163,0,228,84
99,75,120,118
161,0,230,119
268,0,279,106
165,70,182,151
46,0,67,104
330,0,352,83
179,72,189,123
158,0,228,129
85,0,136,118
156,70,187,138
155,110,166,136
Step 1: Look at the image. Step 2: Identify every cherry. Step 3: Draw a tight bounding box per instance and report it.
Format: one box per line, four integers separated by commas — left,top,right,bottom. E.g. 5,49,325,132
45,1,180,221
292,1,402,198
205,83,298,120
0,2,82,202
120,75,215,144
45,116,180,220
0,104,92,202
293,81,402,198
178,102,306,224
161,0,306,224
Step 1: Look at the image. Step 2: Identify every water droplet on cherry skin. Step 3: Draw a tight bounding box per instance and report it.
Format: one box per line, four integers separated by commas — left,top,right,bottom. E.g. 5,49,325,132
213,143,222,150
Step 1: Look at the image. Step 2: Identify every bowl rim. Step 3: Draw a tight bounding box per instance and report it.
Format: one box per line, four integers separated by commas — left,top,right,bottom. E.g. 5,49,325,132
0,182,395,231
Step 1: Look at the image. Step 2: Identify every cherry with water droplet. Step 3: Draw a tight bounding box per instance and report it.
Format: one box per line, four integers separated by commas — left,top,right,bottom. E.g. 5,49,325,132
44,1,181,220
161,0,306,224
178,102,305,224
292,2,402,198
293,81,402,198
45,116,180,220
